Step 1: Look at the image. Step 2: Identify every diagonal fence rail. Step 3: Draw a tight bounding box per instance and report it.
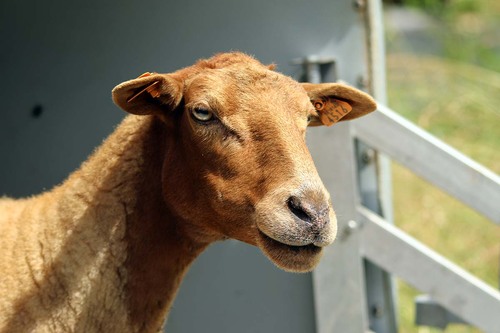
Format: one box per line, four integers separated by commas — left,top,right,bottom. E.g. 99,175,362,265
358,206,500,333
353,104,500,224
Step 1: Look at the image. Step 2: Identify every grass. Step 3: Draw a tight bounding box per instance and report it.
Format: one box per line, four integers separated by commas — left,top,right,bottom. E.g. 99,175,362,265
387,54,500,173
384,2,500,331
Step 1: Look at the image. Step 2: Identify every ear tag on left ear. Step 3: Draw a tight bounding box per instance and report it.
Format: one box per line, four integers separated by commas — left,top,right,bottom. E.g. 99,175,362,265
313,99,353,126
127,72,161,103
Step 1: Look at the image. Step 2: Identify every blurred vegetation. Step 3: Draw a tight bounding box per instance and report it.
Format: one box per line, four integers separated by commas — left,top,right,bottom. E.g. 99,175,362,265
383,0,500,332
386,0,500,72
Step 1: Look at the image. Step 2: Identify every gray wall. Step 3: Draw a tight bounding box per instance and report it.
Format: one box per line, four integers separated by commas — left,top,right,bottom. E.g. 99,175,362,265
0,1,367,331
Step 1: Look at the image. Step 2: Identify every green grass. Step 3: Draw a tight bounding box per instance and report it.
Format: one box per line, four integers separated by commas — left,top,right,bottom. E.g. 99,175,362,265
387,54,500,173
384,1,500,331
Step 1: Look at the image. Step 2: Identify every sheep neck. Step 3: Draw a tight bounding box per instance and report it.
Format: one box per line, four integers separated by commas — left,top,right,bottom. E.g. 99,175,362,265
123,116,211,331
64,115,210,332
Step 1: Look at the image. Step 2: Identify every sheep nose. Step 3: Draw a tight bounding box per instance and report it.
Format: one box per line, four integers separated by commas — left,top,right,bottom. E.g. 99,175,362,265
287,194,330,230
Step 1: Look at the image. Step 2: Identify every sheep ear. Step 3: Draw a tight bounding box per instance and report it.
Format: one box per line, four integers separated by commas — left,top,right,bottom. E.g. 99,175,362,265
112,72,183,115
302,83,377,127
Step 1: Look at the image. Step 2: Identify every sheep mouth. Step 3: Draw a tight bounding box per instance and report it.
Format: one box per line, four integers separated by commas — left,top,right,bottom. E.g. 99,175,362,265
258,231,321,254
256,229,323,272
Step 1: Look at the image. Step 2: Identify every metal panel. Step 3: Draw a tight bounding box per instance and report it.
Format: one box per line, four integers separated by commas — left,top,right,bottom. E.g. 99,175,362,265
166,241,317,333
358,206,500,333
414,295,467,329
353,104,500,224
310,124,370,333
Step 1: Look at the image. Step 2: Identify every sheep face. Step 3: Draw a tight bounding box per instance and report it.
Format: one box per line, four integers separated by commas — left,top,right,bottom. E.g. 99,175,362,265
112,52,376,272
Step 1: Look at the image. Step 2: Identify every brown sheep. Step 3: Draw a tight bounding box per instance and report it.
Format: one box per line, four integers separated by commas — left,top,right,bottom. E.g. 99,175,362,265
0,52,376,333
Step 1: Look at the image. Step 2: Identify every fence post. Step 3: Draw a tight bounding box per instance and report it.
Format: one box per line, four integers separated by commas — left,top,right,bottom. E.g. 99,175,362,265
310,123,370,333
300,50,370,333
359,1,399,332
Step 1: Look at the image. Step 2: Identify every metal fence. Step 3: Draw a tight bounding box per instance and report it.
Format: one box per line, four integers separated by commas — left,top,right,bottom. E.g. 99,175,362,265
308,74,500,333
360,105,500,331
308,1,500,332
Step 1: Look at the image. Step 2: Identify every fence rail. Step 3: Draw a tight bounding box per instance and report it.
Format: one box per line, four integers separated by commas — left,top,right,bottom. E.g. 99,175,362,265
353,104,500,224
358,206,500,333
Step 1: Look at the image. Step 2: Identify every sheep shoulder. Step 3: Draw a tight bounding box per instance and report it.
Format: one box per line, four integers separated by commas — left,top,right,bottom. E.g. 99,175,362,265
0,116,157,332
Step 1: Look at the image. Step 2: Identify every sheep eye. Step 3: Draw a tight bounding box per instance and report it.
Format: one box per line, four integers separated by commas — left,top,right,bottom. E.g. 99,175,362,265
191,108,214,122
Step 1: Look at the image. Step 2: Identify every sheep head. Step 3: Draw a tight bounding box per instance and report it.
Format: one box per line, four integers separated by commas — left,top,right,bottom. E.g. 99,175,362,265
112,52,376,272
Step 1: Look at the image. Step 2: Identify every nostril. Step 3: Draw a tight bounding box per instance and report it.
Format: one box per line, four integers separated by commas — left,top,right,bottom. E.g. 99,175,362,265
287,196,313,223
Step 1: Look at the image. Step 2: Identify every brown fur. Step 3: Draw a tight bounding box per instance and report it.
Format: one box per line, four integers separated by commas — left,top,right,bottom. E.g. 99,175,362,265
0,52,376,332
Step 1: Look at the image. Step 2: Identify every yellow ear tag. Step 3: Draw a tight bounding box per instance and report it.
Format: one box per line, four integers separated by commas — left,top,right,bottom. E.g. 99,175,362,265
313,99,353,126
127,72,161,103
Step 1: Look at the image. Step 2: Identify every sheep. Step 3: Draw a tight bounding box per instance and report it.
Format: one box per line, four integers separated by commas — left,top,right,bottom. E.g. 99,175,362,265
0,52,376,333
